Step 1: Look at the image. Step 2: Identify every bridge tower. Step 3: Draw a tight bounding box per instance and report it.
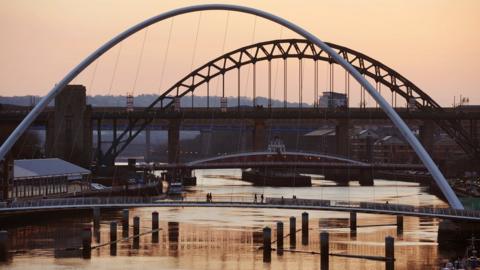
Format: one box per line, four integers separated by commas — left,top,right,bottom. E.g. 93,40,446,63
45,85,92,168
335,119,350,156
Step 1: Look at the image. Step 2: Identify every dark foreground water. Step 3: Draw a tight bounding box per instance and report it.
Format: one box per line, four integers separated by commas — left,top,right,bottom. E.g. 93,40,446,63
2,169,451,269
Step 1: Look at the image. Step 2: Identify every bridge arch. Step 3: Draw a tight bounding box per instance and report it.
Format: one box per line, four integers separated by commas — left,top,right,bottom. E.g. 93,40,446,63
186,151,370,167
0,4,462,209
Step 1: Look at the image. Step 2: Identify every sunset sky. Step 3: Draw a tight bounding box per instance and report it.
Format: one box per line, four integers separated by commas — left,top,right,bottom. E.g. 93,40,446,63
0,0,479,107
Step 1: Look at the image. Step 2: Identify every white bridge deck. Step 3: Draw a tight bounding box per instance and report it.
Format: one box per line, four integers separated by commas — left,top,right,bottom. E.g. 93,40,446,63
1,196,479,222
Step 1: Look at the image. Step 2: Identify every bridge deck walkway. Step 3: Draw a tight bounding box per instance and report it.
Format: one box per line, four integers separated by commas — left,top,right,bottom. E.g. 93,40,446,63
1,196,479,222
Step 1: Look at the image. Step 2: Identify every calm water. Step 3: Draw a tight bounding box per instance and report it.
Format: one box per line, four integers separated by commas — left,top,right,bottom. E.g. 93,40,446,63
2,169,450,269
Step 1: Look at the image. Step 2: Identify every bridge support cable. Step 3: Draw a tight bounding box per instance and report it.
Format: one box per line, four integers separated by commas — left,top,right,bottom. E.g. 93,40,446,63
237,67,241,109
253,63,256,107
268,60,272,108
0,4,463,208
314,60,319,108
299,58,303,108
283,59,287,109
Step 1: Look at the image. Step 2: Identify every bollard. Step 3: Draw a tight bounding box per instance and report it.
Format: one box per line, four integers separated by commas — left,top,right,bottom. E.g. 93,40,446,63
110,222,117,256
82,227,92,259
276,221,284,255
302,212,309,245
396,215,404,235
133,216,140,249
289,216,296,249
385,236,395,270
263,227,271,263
152,211,159,243
349,212,357,233
320,231,329,270
0,231,8,262
93,207,100,229
122,209,129,237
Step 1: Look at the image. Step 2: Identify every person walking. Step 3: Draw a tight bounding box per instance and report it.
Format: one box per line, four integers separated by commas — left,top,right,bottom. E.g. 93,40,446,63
254,193,257,203
261,194,264,203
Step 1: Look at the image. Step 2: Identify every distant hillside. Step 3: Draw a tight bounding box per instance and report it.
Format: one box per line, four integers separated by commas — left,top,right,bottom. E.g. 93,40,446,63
0,94,310,107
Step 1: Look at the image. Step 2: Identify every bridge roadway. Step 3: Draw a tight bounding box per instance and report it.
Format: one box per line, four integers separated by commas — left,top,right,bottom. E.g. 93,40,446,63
2,107,480,124
2,196,479,222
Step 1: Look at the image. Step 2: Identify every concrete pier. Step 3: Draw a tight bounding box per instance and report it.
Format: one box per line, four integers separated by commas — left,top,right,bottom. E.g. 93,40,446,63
82,227,92,259
122,209,129,237
385,236,395,270
276,221,284,255
152,211,159,243
289,216,296,249
110,222,117,256
263,227,271,263
302,212,309,245
320,231,329,270
0,231,8,262
133,216,140,249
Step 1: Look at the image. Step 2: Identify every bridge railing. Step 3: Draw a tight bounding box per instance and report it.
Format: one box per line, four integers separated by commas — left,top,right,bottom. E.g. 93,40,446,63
3,196,480,219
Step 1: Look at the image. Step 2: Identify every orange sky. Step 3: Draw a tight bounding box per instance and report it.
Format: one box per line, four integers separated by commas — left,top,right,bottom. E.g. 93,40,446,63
0,0,479,107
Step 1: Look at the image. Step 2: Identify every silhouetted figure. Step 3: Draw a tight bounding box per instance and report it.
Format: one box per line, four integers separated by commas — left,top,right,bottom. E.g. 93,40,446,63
254,193,257,203
261,194,264,203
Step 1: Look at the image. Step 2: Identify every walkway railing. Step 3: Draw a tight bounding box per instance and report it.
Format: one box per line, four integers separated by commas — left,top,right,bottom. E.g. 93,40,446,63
2,196,480,220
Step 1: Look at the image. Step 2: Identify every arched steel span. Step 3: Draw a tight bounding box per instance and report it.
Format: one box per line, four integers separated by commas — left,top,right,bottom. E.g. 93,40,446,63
186,151,370,166
0,4,463,209
107,39,476,162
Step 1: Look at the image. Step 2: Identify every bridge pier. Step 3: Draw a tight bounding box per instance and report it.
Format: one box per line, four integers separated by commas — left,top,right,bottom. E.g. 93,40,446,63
289,216,296,249
82,227,92,259
263,226,272,263
133,216,140,249
335,119,350,157
122,209,129,237
302,212,309,245
320,231,329,270
200,130,212,157
385,236,395,270
252,120,266,151
93,207,100,229
152,211,159,243
396,215,403,235
45,85,92,168
0,231,8,262
168,119,181,164
419,120,435,155
358,169,374,186
110,221,117,256
349,212,357,236
276,221,284,255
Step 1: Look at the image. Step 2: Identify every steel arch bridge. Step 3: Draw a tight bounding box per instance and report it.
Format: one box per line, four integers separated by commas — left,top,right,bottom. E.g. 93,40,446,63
100,38,479,167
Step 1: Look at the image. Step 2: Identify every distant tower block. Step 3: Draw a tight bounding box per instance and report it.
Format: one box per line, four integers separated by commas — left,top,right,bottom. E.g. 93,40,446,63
126,92,134,112
45,85,92,167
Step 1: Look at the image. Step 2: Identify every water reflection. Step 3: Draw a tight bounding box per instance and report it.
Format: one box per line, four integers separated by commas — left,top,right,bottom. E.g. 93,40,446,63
2,169,448,269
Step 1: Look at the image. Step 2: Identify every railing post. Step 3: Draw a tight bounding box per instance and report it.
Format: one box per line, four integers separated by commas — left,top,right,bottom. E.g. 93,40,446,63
110,221,117,256
152,211,159,243
289,216,296,249
263,227,271,263
385,236,395,270
302,212,309,245
320,231,329,270
276,221,284,255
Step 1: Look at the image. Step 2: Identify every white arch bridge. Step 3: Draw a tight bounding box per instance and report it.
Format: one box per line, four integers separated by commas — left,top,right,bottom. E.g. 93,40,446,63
0,4,464,209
